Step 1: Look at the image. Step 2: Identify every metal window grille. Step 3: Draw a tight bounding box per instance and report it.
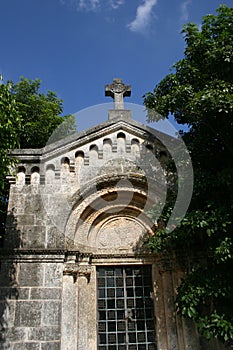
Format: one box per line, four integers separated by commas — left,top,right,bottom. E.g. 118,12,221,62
97,265,157,350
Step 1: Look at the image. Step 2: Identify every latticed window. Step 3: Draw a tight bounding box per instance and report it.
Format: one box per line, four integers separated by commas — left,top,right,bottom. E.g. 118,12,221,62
97,265,157,350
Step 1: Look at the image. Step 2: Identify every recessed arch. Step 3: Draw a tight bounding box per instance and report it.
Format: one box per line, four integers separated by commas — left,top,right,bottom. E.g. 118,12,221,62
89,144,98,151
31,166,40,174
45,164,55,184
75,150,84,158
117,132,126,153
17,166,26,174
16,166,26,185
30,166,40,185
131,138,140,154
117,132,126,139
75,150,84,171
61,157,70,169
89,144,98,160
65,173,164,252
46,164,55,171
103,138,112,157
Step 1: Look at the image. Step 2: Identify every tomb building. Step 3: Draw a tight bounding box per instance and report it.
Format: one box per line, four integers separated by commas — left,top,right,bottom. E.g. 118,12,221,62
0,79,226,350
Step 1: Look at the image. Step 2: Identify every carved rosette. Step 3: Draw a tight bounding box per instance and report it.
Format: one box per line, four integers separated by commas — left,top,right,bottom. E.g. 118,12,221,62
105,78,131,110
110,81,127,94
105,78,131,96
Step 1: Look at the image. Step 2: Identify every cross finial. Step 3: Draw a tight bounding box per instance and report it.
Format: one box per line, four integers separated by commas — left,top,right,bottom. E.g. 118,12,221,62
105,78,131,110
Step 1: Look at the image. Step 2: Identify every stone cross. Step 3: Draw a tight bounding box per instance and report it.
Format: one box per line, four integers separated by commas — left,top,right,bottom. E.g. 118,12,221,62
105,78,131,110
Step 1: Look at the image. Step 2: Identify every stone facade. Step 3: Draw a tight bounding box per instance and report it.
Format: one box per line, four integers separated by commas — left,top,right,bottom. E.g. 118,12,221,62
0,80,227,350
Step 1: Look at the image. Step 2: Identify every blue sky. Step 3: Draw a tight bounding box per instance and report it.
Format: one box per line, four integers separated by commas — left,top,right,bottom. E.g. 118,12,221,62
1,0,232,132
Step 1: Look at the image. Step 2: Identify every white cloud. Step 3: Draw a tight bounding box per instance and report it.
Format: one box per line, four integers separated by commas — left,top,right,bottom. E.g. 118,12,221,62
180,0,192,22
60,0,125,12
127,0,157,33
109,0,125,9
77,0,100,11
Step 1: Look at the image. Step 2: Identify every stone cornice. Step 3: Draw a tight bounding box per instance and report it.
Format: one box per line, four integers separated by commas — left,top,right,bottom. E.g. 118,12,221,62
0,248,206,272
9,118,178,163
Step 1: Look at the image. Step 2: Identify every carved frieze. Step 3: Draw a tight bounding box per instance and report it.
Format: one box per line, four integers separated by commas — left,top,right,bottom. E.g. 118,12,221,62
97,217,145,249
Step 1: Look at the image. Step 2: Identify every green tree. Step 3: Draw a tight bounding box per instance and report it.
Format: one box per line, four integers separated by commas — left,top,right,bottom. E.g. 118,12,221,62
11,77,76,148
0,82,21,239
144,5,233,346
0,77,76,239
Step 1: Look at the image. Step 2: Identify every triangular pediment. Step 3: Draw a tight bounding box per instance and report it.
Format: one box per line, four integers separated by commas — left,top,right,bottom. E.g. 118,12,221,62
12,116,176,164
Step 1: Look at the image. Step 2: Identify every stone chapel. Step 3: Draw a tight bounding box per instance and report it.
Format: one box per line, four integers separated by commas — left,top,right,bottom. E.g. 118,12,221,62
0,79,226,350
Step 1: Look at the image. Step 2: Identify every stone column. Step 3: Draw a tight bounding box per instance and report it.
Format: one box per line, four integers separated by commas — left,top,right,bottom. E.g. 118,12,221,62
154,255,202,350
162,270,179,350
77,259,92,350
154,257,183,350
175,266,201,350
61,256,79,350
153,264,168,350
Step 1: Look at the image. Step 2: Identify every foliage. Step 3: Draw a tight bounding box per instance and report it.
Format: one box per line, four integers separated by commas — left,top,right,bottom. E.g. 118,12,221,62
11,77,76,148
0,82,21,240
144,5,233,345
0,77,76,240
0,82,20,183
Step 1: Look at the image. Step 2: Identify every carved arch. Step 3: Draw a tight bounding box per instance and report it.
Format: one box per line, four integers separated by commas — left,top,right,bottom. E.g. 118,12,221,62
64,173,163,254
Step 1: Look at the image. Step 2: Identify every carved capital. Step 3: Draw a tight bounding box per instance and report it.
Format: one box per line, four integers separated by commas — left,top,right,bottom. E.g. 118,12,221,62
63,263,79,276
77,264,92,282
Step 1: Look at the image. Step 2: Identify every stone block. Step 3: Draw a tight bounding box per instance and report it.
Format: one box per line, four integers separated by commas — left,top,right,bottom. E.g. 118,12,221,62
15,301,43,327
44,194,71,233
28,326,60,341
0,287,29,300
17,288,30,300
21,226,46,248
41,342,60,350
12,342,40,350
44,264,63,287
30,288,61,300
16,214,35,226
42,301,61,326
18,263,43,287
25,194,43,214
4,327,27,342
0,288,29,301
46,227,65,249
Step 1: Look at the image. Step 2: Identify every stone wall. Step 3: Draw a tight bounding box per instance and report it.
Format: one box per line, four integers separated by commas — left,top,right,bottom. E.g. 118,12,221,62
0,256,63,350
0,117,227,349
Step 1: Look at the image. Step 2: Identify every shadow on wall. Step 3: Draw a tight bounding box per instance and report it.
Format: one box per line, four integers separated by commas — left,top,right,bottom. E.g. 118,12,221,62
0,209,21,349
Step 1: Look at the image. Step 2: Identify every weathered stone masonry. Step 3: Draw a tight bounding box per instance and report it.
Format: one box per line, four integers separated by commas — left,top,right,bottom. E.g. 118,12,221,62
0,79,226,350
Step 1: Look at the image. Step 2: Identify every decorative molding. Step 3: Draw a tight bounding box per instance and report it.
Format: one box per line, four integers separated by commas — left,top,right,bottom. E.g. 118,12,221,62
63,252,92,281
77,264,92,281
63,263,79,276
63,263,92,282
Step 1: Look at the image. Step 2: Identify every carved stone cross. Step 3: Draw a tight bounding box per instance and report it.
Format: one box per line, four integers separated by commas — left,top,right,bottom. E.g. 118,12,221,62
105,78,131,110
